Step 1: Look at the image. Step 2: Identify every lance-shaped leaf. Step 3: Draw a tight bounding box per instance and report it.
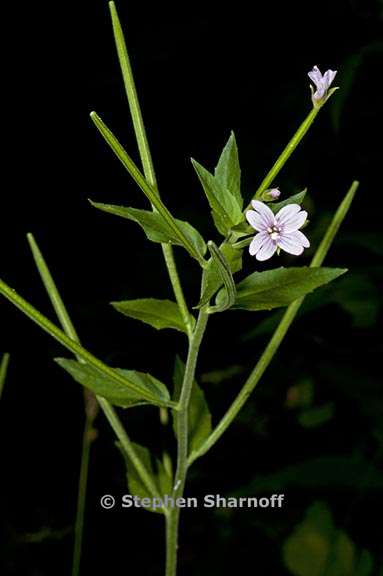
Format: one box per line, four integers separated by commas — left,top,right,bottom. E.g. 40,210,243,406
55,359,171,408
90,112,206,266
90,201,206,257
206,241,236,313
117,441,172,514
214,131,243,209
269,189,307,213
191,159,243,236
173,356,212,453
197,243,242,308
111,298,195,334
0,277,175,407
217,267,347,311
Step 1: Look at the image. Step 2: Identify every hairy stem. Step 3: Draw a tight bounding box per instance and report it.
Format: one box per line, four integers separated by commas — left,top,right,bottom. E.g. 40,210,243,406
189,181,359,465
165,309,209,576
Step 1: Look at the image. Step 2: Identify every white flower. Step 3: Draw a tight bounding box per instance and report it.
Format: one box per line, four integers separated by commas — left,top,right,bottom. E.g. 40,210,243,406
246,200,310,261
308,65,337,106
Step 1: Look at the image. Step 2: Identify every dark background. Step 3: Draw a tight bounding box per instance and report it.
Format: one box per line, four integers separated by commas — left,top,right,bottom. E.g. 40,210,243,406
0,0,382,574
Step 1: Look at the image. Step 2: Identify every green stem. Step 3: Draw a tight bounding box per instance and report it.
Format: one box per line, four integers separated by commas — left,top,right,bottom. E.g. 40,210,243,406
189,181,359,465
0,278,174,407
244,107,319,211
0,353,10,401
98,397,163,502
72,417,93,576
165,309,209,576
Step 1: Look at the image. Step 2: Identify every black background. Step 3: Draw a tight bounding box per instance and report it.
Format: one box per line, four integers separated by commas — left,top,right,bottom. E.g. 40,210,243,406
1,0,382,574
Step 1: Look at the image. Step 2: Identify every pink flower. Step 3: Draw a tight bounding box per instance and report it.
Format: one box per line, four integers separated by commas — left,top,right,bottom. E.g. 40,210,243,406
246,200,310,261
308,65,337,106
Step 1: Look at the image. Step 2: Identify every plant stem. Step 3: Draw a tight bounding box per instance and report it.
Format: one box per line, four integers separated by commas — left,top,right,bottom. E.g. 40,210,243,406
71,417,92,576
244,106,319,211
165,309,209,576
0,353,10,401
189,181,359,465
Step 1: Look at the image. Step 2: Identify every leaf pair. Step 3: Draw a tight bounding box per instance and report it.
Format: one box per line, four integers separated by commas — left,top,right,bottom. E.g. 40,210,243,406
192,132,244,236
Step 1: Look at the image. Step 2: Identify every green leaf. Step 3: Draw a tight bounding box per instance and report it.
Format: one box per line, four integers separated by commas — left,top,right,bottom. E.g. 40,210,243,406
197,243,243,308
298,403,335,428
214,131,242,209
191,159,243,235
0,353,10,401
90,112,206,266
283,502,356,576
117,441,172,514
111,298,195,334
90,201,207,258
172,356,212,452
55,359,170,408
220,267,347,311
269,189,307,213
206,241,236,313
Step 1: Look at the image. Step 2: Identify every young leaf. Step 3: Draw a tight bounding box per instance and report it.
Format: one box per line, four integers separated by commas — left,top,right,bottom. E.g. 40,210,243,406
111,298,195,334
197,243,243,308
55,359,170,408
117,441,172,514
269,189,307,213
90,201,207,258
217,267,347,311
206,241,236,313
172,356,212,452
214,131,242,209
191,159,243,235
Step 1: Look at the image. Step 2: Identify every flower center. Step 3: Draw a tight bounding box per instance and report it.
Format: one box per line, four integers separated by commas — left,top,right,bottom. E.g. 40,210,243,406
267,225,281,241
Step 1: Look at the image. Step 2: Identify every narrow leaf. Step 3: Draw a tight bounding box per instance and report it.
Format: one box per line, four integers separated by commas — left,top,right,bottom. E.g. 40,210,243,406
90,112,206,266
191,159,243,235
219,267,347,311
214,131,242,209
55,359,170,408
172,356,212,452
206,241,236,313
111,298,195,334
90,201,206,257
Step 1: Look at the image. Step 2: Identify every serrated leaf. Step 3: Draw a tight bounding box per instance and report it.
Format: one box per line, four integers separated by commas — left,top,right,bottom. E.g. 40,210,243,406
218,267,347,311
191,159,243,235
111,298,195,334
117,442,172,514
90,201,207,259
197,244,243,308
269,189,307,213
55,359,170,408
172,356,212,452
214,131,242,209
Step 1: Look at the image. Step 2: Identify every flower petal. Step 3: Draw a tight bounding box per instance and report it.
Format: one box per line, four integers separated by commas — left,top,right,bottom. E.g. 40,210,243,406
250,200,275,228
289,230,310,248
249,231,269,255
275,204,301,225
246,210,267,232
256,238,277,261
283,210,308,232
323,69,337,87
277,234,305,256
308,66,322,87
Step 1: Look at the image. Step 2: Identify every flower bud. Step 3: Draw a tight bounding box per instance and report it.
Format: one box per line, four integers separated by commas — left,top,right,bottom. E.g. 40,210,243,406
261,188,281,202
